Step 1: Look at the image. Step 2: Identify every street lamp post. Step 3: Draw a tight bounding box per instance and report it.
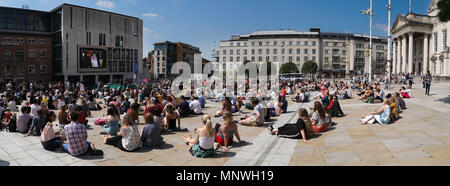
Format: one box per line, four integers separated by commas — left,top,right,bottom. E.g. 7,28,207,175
361,0,374,82
387,0,392,82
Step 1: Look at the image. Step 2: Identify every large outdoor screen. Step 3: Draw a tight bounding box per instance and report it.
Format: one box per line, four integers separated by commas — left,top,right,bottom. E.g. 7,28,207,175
80,48,106,68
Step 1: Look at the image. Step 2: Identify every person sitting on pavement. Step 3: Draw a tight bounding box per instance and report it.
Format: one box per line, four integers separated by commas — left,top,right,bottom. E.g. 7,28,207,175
141,113,164,149
279,96,288,114
239,99,264,127
360,99,392,125
311,101,332,133
231,97,243,114
40,111,64,151
177,96,191,118
388,96,400,122
25,109,47,136
399,86,411,99
215,112,242,152
189,96,203,115
374,88,385,103
63,111,103,156
360,87,374,102
394,92,407,111
57,105,71,129
321,90,330,107
328,95,345,118
101,107,121,136
104,114,141,152
17,106,33,134
183,114,216,158
268,108,312,143
215,97,232,117
164,104,182,131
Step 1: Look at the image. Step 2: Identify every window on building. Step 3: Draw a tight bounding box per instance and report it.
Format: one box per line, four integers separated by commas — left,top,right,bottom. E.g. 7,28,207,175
17,38,24,43
273,56,278,62
273,49,277,54
258,56,263,62
40,39,46,44
325,57,329,62
16,50,24,62
325,42,329,46
237,49,240,55
281,49,285,54
289,49,293,54
28,65,35,73
251,49,255,55
115,35,124,47
266,56,270,62
288,56,293,62
244,49,247,55
325,49,329,54
312,49,316,54
333,42,338,47
40,65,46,73
259,42,262,46
289,41,293,46
230,42,234,47
312,41,316,46
304,56,309,61
274,41,278,46
266,41,270,46
223,57,226,62
297,41,301,46
342,50,347,55
244,57,248,61
251,56,255,61
223,50,226,55
266,49,270,55
304,49,308,54
434,32,438,52
28,50,35,58
230,57,233,62
4,50,12,61
251,42,255,46
297,49,301,54
304,41,309,46
244,42,248,46
312,56,316,62
40,50,46,57
230,50,234,55
237,57,240,62
99,33,106,46
86,32,91,45
259,49,262,55
296,56,300,62
3,38,11,43
28,39,34,43
237,42,240,47
443,29,448,50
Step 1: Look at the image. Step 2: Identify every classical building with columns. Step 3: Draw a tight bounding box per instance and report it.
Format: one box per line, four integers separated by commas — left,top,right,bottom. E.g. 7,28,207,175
391,0,450,78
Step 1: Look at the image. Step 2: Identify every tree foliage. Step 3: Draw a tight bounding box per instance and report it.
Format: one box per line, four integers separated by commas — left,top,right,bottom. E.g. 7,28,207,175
279,62,300,74
301,61,318,75
437,0,450,22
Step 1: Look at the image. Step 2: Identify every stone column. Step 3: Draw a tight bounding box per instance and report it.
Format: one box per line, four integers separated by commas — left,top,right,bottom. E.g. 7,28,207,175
393,40,397,74
402,36,408,73
397,38,402,74
423,34,429,75
408,32,414,74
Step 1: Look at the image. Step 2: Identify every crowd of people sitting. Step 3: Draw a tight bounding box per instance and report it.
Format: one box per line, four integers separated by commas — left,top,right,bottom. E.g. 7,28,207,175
0,73,416,159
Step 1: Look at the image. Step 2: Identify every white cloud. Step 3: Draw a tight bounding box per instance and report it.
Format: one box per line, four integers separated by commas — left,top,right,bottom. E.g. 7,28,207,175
143,27,153,33
96,0,115,9
142,12,159,17
375,24,389,33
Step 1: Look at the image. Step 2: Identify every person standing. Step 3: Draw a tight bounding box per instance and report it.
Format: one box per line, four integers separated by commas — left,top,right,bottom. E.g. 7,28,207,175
424,71,432,96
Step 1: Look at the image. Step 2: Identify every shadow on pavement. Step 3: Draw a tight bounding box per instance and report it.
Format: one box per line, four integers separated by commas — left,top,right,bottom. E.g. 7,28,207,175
436,95,450,105
212,151,237,159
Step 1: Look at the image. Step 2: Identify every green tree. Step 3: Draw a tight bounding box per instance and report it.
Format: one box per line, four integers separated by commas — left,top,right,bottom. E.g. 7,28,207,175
437,0,450,22
279,62,300,74
301,61,318,76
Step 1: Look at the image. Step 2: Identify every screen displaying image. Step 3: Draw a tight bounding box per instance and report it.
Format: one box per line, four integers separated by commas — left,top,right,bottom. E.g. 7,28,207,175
80,48,106,68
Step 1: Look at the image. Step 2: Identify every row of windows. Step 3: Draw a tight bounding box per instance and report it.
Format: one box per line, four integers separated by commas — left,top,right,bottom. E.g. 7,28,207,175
85,33,123,47
222,56,317,63
3,50,47,62
2,38,47,44
223,48,317,55
229,40,317,47
434,29,448,52
3,65,47,74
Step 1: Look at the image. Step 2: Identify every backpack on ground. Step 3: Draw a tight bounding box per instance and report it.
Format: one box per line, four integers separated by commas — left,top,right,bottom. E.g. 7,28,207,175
6,118,17,132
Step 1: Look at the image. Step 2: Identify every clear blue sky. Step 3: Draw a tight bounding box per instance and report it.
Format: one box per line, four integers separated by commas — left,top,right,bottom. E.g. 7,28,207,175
0,0,432,60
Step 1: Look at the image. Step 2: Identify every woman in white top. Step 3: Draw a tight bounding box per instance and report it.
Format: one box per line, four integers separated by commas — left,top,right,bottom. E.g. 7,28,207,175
183,115,216,158
104,114,141,152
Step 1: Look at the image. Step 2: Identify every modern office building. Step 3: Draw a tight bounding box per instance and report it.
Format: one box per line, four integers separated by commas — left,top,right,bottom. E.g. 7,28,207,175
0,4,143,85
0,7,53,82
152,41,201,78
219,28,388,78
391,0,450,78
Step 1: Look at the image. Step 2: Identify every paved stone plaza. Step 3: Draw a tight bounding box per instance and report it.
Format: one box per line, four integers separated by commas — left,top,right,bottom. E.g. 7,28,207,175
1,82,450,166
